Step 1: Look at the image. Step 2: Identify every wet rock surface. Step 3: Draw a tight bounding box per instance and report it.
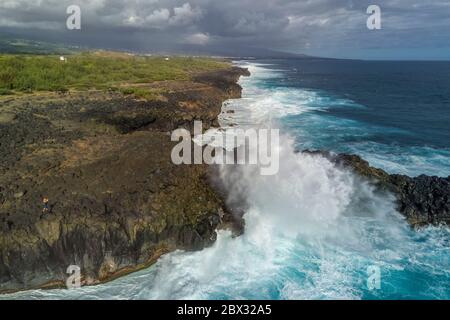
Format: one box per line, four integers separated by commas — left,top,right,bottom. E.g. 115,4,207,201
0,67,249,292
304,150,450,227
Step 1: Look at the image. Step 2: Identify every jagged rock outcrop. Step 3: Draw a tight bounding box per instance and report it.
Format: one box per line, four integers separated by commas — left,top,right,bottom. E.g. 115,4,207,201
304,151,450,227
0,67,249,293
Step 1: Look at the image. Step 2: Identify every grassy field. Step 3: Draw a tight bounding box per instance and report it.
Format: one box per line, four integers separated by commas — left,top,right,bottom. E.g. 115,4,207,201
0,51,229,95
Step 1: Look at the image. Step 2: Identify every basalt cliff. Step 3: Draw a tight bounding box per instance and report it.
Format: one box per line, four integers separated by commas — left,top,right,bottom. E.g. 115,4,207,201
0,66,249,293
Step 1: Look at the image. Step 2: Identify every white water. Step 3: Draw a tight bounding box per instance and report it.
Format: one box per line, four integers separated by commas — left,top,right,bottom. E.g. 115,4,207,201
4,62,450,300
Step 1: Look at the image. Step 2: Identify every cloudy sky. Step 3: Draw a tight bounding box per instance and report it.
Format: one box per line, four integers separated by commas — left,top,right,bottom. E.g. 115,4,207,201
1,0,450,59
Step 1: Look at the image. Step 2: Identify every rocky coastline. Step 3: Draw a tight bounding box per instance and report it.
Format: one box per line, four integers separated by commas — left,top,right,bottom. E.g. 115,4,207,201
0,66,250,293
1,63,448,294
304,150,450,227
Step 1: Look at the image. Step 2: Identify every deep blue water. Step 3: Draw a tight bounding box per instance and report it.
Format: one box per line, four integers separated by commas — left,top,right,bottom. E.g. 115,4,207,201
257,59,450,176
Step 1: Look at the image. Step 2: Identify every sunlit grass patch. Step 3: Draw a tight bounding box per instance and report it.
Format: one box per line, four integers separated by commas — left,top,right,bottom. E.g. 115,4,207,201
0,52,229,94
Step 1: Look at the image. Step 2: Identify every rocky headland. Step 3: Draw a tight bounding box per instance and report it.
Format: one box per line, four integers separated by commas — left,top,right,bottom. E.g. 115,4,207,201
304,150,450,227
0,65,249,293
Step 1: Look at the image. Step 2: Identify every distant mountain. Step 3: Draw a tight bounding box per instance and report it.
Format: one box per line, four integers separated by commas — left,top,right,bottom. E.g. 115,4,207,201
0,36,319,60
151,44,313,59
0,37,81,54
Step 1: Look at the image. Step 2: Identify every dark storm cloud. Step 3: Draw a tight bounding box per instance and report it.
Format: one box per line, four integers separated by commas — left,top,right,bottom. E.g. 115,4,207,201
1,0,449,59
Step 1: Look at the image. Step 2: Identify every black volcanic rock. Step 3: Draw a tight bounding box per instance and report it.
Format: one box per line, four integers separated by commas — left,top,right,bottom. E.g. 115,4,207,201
0,67,248,293
304,150,450,227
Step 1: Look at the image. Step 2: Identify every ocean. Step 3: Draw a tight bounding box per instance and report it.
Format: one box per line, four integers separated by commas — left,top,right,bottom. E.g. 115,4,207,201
247,59,450,177
4,59,450,300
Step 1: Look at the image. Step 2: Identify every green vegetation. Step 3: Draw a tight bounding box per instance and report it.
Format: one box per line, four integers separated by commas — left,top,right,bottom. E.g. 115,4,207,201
0,88,13,95
0,52,228,95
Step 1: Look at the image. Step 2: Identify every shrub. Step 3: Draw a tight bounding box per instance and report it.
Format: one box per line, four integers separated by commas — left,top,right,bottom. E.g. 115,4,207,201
0,88,12,95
